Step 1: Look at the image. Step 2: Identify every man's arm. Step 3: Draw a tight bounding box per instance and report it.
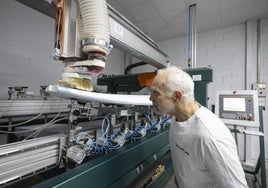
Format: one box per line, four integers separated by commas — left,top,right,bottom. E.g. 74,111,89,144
204,140,248,188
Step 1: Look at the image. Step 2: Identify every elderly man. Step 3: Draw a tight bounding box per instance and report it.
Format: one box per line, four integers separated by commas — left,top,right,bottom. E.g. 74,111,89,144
149,66,248,188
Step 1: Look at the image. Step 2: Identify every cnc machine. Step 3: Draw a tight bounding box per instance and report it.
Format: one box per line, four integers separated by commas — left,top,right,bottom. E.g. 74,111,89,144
0,1,173,187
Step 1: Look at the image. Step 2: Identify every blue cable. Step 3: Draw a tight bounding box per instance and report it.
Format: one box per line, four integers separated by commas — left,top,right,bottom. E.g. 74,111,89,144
74,131,90,144
146,115,170,131
100,114,110,138
89,115,170,154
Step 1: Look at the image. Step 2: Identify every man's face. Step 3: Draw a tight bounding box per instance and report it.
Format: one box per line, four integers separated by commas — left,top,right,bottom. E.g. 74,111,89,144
149,74,174,114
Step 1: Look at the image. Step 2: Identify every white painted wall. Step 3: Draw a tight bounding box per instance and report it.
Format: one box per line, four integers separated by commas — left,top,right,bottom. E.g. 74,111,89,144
260,18,268,160
0,0,63,99
133,18,268,160
159,24,247,105
0,0,125,99
260,19,268,88
157,19,268,160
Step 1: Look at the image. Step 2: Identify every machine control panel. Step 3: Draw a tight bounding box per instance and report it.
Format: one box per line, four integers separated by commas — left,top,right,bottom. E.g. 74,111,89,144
215,90,259,127
253,82,267,107
253,82,267,97
219,95,254,121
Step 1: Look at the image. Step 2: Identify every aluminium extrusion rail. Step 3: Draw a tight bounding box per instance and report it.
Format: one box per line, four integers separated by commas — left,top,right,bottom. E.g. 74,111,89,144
0,100,70,118
0,134,66,186
108,5,169,68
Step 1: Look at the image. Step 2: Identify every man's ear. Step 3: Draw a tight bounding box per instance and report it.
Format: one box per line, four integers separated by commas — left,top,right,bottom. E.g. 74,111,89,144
173,91,182,102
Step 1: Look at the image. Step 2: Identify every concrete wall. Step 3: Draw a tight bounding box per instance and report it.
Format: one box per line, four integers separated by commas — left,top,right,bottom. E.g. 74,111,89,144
133,18,268,160
0,0,125,99
0,0,62,99
159,24,247,105
157,19,268,160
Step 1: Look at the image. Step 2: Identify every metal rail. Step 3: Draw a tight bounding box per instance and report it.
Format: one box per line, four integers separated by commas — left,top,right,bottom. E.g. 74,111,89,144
0,100,69,118
15,0,169,68
0,134,66,186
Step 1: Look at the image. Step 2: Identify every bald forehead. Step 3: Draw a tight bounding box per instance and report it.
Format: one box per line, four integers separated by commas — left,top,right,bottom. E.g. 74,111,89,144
151,71,168,92
153,71,166,84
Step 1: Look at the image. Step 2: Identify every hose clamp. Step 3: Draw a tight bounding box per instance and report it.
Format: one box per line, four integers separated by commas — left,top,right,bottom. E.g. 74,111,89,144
82,38,113,50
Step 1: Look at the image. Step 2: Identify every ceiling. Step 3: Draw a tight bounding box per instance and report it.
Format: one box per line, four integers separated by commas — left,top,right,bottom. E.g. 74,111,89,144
107,0,268,42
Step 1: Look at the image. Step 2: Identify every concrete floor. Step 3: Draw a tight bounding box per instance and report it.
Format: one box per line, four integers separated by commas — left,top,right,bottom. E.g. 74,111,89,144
164,173,268,188
164,175,177,188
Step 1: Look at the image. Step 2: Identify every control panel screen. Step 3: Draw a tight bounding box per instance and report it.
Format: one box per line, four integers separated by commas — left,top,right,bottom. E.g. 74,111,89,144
215,90,259,127
223,97,246,112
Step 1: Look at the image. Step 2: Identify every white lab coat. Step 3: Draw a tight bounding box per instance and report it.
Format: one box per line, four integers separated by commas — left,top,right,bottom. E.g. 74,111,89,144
169,106,248,188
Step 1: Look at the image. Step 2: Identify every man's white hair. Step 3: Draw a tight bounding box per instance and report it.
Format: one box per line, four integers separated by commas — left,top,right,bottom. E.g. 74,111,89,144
158,66,195,103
